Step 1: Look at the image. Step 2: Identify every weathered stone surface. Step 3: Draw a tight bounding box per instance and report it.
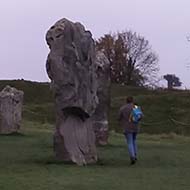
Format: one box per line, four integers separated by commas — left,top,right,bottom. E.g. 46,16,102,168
93,51,111,145
0,86,24,134
46,18,98,165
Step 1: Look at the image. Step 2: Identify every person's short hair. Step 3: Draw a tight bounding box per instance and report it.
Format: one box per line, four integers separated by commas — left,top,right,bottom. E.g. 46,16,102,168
126,96,134,103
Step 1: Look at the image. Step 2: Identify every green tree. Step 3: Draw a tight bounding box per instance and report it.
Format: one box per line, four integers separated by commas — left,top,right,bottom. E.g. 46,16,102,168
163,74,182,89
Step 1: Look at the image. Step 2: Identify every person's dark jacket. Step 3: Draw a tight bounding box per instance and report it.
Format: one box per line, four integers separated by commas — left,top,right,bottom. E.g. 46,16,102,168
119,103,139,133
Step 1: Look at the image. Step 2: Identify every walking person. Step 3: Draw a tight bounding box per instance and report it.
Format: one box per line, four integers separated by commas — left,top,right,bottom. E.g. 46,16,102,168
119,96,142,165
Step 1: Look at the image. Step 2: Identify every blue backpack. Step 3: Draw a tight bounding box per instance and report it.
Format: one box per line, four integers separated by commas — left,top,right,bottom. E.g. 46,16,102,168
130,105,143,124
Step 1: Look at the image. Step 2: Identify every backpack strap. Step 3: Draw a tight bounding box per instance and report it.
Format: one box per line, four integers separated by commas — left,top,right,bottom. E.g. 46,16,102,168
129,104,135,122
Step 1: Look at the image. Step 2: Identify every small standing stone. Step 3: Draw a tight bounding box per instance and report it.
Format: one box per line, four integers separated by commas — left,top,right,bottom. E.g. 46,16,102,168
0,85,24,134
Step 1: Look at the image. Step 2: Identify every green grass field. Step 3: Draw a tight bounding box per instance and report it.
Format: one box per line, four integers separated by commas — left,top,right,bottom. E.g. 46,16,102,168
0,121,190,190
0,80,190,190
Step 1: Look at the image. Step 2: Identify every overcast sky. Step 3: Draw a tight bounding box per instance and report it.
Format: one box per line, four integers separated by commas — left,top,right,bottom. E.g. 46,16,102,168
0,0,190,88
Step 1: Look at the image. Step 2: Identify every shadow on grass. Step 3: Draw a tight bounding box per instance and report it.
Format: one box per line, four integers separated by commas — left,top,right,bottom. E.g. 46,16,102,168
98,143,126,149
24,154,177,169
0,132,26,137
29,156,129,168
35,144,129,167
25,142,186,169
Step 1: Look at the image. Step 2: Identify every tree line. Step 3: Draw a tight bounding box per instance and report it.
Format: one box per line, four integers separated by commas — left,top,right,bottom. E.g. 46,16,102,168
95,30,182,89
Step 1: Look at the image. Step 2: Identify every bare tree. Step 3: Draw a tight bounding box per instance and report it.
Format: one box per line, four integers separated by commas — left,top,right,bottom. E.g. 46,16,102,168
96,30,159,86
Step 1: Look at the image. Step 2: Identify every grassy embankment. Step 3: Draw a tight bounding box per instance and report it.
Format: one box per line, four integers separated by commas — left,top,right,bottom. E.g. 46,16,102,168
111,84,190,135
2,80,190,135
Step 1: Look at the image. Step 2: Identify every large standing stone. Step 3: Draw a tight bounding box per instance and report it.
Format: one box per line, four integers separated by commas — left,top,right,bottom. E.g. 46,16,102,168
93,51,111,145
0,86,24,134
46,18,98,165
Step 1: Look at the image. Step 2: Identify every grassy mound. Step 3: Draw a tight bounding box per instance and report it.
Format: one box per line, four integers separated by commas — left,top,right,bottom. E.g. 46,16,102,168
111,85,190,135
1,80,190,135
0,80,55,124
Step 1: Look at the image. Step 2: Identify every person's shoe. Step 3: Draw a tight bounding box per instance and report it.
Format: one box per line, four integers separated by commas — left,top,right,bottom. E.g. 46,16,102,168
130,157,136,165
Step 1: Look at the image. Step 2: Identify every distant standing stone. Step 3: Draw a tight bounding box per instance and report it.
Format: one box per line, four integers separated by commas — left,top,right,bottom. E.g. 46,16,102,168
93,51,111,145
0,86,24,134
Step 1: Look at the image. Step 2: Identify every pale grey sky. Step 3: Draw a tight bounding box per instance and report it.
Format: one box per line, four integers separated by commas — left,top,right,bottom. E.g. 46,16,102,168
0,0,190,88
